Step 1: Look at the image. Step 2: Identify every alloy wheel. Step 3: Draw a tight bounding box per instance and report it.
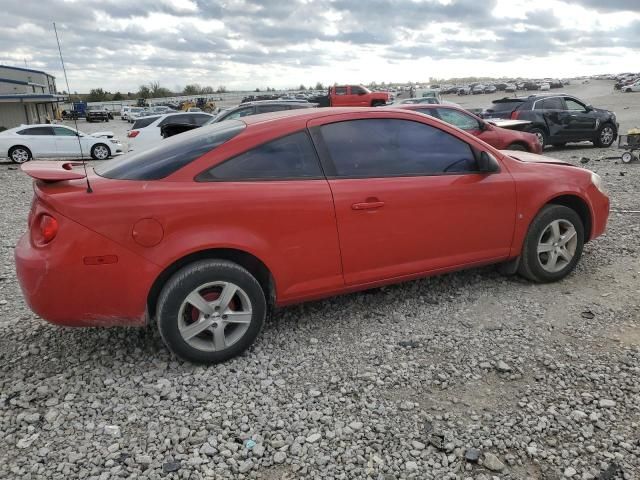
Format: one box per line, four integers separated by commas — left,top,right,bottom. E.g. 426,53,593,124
600,126,614,146
94,145,109,159
11,148,30,163
177,281,253,352
536,219,578,273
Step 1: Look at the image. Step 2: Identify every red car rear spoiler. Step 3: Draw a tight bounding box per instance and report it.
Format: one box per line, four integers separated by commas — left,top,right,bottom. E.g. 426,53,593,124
21,161,87,182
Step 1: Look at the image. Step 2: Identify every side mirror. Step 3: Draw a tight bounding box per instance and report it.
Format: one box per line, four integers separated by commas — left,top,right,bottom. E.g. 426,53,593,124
478,151,500,173
585,104,593,112
479,121,489,131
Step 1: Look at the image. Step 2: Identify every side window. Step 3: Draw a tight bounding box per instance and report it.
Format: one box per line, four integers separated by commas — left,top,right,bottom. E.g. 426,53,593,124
158,114,189,127
256,104,289,114
198,131,322,181
540,98,563,110
192,114,212,126
17,127,54,135
53,127,77,136
319,119,478,178
224,107,255,120
564,98,586,111
334,87,347,95
350,86,365,95
416,108,439,119
435,109,481,130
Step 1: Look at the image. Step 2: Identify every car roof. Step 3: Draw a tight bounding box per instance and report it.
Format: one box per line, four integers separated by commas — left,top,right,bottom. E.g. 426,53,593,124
238,106,425,127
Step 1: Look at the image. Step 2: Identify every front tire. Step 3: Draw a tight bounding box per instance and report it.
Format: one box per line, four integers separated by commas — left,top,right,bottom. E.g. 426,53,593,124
9,145,32,164
518,205,584,283
594,123,616,148
91,143,110,160
506,143,527,151
156,260,267,364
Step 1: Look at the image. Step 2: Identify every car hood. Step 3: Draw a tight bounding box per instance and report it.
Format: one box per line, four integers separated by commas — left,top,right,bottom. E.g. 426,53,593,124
501,150,572,166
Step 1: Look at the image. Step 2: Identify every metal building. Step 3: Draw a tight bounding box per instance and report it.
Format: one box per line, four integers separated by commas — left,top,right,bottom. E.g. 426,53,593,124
0,65,67,130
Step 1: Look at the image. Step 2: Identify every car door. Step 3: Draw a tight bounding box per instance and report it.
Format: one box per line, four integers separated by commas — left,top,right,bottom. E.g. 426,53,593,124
309,115,516,286
195,130,344,301
331,87,349,107
348,86,369,107
53,126,81,157
16,126,56,157
563,97,598,139
533,97,573,142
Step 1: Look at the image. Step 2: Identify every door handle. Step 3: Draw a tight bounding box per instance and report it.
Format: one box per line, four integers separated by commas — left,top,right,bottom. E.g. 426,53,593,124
352,200,385,210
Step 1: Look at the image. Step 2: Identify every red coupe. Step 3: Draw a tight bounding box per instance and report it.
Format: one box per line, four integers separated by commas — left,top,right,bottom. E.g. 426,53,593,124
397,103,542,154
15,108,609,363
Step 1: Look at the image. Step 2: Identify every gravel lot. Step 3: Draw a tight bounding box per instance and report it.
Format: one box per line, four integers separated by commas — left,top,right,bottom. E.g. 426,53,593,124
0,81,639,480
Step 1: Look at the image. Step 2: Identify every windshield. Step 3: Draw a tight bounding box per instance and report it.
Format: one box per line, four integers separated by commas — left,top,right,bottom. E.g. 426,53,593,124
95,120,245,180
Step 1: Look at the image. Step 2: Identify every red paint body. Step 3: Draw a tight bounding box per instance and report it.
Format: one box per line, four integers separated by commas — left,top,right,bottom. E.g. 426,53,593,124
14,108,609,327
397,104,542,154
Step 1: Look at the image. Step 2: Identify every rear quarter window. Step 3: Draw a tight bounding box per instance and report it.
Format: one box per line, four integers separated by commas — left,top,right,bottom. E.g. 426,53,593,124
95,120,245,180
132,116,161,129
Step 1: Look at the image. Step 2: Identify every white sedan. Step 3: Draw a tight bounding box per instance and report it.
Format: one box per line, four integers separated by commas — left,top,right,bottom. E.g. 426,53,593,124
623,81,640,92
0,124,124,164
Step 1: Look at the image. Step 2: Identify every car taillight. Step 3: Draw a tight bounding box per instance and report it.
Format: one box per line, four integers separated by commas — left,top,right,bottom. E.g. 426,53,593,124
510,110,520,120
39,214,58,244
127,130,139,138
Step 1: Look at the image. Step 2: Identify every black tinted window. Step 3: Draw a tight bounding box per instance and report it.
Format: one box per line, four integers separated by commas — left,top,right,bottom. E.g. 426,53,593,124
53,127,77,136
192,114,212,126
320,119,477,177
536,97,564,110
489,101,524,113
335,87,347,95
96,121,245,180
132,116,160,129
158,114,191,127
198,131,322,181
351,86,366,94
17,127,54,135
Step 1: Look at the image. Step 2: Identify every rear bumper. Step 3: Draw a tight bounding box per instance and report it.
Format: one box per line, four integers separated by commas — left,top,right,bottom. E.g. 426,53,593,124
15,210,161,327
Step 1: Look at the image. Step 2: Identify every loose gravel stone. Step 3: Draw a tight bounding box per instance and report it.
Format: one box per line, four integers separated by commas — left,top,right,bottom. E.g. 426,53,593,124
483,453,505,472
273,451,287,464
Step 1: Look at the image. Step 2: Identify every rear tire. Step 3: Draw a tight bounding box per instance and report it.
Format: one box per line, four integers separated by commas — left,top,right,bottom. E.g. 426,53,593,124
518,205,584,283
528,128,547,149
506,143,527,151
9,145,32,164
156,260,266,364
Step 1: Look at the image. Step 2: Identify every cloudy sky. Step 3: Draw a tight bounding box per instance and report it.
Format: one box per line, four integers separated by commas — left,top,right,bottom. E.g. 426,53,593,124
1,0,639,93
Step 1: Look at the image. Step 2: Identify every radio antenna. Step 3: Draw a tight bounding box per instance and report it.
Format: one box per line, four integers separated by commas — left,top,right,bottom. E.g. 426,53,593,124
53,22,92,193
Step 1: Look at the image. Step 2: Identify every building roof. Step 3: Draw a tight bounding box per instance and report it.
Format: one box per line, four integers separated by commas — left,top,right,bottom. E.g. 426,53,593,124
0,64,55,78
0,94,67,103
0,77,46,87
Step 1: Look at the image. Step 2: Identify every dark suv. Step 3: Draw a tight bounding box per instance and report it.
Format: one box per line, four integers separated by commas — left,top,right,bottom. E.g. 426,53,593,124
86,106,110,123
160,101,316,138
481,94,618,149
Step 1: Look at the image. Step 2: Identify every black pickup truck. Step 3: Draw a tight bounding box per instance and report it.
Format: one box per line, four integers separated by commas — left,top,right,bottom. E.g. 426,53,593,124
480,94,618,148
86,105,110,122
